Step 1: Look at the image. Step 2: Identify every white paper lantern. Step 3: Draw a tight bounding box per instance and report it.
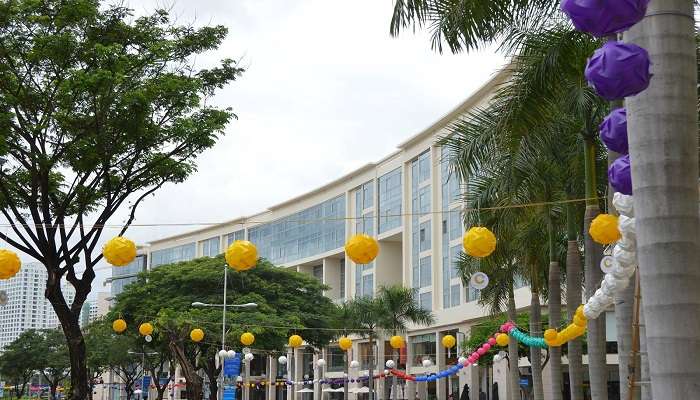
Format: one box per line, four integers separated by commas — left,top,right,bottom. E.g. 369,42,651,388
384,369,390,375
618,216,636,237
457,357,467,365
218,350,228,359
145,335,152,343
613,245,637,268
317,359,326,368
422,358,432,368
244,352,254,362
385,360,396,369
227,350,236,358
278,356,288,365
613,192,634,217
350,360,360,369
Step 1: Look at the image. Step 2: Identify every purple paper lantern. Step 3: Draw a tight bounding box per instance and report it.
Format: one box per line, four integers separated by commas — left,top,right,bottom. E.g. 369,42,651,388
599,108,629,154
561,0,650,37
585,41,651,101
608,154,632,195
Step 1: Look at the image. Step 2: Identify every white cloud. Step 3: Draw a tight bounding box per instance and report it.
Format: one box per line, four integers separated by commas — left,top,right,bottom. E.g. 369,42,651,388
4,0,505,296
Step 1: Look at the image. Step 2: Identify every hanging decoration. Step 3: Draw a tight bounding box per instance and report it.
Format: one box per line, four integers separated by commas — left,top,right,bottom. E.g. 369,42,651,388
495,333,509,347
469,272,489,290
0,249,21,280
190,328,204,343
240,332,255,346
441,335,456,349
463,227,497,258
288,334,303,348
560,0,650,38
278,355,288,365
543,306,587,347
102,237,137,267
599,108,629,154
112,319,127,334
225,240,258,271
138,322,154,336
344,234,379,264
505,326,548,349
338,336,353,351
583,193,638,319
585,41,651,101
389,335,405,349
589,214,621,245
609,155,633,195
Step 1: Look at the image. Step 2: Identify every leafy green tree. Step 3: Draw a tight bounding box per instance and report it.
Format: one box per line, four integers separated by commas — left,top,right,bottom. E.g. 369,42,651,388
110,256,338,400
0,1,242,397
0,330,44,399
36,330,71,400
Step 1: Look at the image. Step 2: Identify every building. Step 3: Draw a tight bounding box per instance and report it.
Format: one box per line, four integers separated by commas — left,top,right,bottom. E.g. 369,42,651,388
80,292,110,327
106,252,147,305
134,70,620,400
0,262,76,349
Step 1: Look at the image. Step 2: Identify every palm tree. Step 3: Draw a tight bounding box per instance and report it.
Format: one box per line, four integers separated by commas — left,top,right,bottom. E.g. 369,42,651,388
344,295,382,400
624,2,700,398
333,302,360,400
376,285,435,400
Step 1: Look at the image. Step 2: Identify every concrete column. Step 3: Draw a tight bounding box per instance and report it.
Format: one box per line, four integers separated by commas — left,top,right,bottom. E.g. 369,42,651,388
267,355,277,400
313,352,320,400
541,357,554,400
376,338,386,399
493,359,509,400
287,348,294,400
294,347,304,400
417,381,427,400
406,380,416,400
323,258,341,299
470,365,480,400
437,333,447,399
244,358,251,400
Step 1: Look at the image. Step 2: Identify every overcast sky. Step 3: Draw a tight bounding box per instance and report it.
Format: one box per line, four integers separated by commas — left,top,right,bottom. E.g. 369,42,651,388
11,0,507,296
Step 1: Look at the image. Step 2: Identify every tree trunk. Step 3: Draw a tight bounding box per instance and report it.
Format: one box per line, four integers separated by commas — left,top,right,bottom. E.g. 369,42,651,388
566,202,584,400
50,383,58,400
615,281,639,400
625,1,700,398
507,289,521,400
169,340,203,400
368,332,374,400
205,358,219,400
530,289,544,400
548,261,563,400
639,297,651,400
583,191,608,400
48,296,89,400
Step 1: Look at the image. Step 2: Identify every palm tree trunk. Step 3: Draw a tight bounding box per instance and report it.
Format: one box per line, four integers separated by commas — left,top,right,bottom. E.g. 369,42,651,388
392,348,399,400
566,203,584,400
368,332,374,400
625,1,700,398
508,288,520,400
583,138,608,400
547,215,563,400
530,288,544,400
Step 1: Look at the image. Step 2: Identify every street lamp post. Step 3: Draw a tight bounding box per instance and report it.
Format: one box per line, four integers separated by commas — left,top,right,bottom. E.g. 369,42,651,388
128,351,158,400
192,265,257,400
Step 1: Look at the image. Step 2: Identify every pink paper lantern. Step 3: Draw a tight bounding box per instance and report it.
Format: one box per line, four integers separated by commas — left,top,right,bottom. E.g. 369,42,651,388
477,348,487,356
488,338,497,346
483,343,492,351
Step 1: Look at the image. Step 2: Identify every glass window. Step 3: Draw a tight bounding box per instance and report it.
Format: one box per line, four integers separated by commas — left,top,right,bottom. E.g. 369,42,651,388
418,186,431,214
327,346,345,372
340,259,346,299
248,195,345,265
418,151,431,183
419,256,431,288
419,221,431,252
226,230,245,246
358,343,375,370
378,168,402,233
362,274,374,298
411,334,436,366
151,243,196,268
355,212,374,236
419,292,432,311
200,236,220,257
356,181,374,212
312,265,323,281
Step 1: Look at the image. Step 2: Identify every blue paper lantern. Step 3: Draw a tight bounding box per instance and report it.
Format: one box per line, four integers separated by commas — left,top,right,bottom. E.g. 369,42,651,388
600,108,629,154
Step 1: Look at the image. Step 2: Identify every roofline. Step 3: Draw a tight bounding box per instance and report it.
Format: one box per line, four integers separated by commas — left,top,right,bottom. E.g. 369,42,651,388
396,67,509,149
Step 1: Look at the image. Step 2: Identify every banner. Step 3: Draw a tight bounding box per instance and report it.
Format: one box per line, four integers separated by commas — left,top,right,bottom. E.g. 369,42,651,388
142,376,151,399
223,385,237,400
223,354,242,378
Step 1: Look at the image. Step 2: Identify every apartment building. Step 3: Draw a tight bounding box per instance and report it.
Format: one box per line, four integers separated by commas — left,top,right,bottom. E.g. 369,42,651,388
0,262,76,349
120,69,620,400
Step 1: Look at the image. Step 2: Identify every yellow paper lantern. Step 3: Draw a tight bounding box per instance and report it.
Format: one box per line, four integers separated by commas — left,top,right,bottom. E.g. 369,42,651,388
190,328,205,343
0,250,21,280
463,227,497,258
441,335,456,349
344,234,379,264
573,315,587,327
338,337,352,351
389,335,405,349
112,319,127,334
241,332,255,346
544,329,558,342
139,322,153,336
102,237,137,267
495,333,509,347
225,241,258,271
288,334,303,348
589,214,621,245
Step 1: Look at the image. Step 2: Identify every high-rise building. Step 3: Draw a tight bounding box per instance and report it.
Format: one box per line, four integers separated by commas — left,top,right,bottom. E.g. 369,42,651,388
0,262,76,349
107,253,147,304
80,292,110,327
